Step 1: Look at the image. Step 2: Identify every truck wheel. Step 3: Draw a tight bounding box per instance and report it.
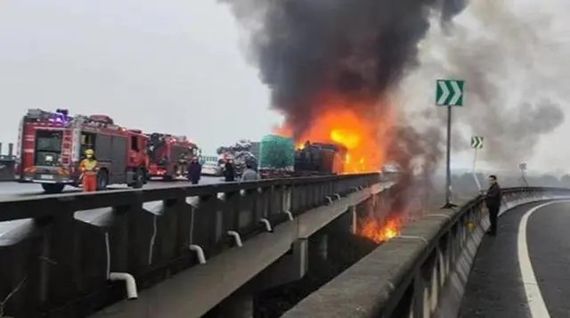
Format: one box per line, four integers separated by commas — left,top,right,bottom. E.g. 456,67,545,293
133,169,144,189
97,170,108,190
42,183,65,194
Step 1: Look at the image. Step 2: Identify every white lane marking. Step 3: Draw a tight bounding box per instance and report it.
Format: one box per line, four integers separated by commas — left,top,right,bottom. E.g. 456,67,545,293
518,200,570,318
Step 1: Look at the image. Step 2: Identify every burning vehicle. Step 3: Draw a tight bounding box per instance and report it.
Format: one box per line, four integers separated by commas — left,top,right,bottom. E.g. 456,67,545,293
217,140,258,177
258,135,346,178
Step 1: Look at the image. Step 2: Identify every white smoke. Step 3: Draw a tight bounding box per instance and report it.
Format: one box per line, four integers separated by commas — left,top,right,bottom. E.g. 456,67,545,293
398,0,568,170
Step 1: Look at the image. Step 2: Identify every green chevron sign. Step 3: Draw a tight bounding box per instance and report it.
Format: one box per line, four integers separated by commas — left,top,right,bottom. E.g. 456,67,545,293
436,79,464,106
471,136,484,149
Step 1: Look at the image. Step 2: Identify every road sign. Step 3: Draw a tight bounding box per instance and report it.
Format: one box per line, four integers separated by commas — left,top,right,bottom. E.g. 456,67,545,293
471,136,484,149
436,80,464,106
438,79,466,208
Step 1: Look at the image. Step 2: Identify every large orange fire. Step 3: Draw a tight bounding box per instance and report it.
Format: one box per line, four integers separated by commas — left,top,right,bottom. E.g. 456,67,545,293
359,217,401,243
278,96,394,173
277,95,402,242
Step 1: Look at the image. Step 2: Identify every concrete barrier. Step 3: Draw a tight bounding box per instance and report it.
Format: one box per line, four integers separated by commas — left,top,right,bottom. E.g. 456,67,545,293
0,173,380,317
283,187,570,318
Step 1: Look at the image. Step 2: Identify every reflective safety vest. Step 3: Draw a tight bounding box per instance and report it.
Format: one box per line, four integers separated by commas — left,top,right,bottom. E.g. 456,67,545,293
80,159,98,174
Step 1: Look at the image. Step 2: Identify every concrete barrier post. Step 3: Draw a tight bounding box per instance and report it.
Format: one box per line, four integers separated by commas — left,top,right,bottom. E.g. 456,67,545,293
282,185,292,215
190,194,220,259
48,209,79,305
237,189,257,231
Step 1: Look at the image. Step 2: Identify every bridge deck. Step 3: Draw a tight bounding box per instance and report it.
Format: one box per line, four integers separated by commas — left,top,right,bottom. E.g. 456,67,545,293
460,201,570,318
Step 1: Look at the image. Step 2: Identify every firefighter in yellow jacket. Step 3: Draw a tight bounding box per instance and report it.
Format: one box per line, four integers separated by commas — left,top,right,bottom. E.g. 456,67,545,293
80,149,98,192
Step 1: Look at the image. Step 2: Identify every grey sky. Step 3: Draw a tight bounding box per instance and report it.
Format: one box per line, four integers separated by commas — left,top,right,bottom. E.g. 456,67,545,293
0,0,569,174
0,0,279,154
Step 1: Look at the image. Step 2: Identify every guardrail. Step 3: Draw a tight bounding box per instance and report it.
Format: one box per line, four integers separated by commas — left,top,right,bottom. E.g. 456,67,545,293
283,187,570,318
0,173,380,317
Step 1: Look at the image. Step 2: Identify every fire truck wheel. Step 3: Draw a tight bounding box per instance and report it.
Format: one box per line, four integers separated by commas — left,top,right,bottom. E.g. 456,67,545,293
133,169,144,189
97,170,108,190
41,183,65,194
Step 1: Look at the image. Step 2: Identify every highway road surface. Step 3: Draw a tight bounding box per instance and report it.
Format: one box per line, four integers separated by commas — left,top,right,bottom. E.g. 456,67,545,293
460,200,570,318
0,176,225,199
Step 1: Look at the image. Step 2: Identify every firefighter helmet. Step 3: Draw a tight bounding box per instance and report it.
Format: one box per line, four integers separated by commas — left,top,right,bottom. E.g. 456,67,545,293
85,149,95,156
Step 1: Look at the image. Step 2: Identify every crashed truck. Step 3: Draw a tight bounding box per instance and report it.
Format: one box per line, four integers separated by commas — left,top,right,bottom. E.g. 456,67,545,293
258,135,346,179
216,140,258,177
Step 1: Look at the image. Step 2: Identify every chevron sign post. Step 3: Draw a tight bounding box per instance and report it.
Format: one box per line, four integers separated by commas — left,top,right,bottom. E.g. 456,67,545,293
471,136,483,191
436,80,464,106
471,136,484,149
437,79,466,208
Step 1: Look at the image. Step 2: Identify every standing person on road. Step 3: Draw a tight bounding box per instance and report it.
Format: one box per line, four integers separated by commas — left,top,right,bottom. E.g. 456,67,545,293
486,175,502,236
187,157,202,185
241,163,259,182
80,149,98,192
224,159,236,182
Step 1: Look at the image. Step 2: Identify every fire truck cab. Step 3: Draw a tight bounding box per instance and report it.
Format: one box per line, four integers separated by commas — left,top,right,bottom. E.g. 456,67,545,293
15,109,149,193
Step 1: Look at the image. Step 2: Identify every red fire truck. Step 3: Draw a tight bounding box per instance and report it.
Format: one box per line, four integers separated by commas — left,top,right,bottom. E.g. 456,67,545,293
147,133,198,180
15,109,149,193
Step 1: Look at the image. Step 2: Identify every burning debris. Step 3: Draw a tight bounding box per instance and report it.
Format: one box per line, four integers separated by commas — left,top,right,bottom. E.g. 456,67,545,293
359,217,401,244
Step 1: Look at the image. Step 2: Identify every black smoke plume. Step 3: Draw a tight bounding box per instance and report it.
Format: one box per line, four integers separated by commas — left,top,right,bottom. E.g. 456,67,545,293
224,0,468,142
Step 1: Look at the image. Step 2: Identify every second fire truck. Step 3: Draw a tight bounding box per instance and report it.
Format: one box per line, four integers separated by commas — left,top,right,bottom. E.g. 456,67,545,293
147,133,198,180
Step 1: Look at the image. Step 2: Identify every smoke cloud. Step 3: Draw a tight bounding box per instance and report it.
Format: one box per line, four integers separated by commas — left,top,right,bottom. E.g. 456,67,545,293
401,0,566,170
223,0,468,175
225,0,566,177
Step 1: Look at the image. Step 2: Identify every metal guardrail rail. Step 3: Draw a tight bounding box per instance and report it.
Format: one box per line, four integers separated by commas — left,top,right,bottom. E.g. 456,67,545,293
283,187,570,318
0,173,380,317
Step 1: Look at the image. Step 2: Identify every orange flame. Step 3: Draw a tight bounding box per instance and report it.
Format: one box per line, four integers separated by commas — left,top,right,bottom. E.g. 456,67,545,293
359,217,401,243
277,95,394,173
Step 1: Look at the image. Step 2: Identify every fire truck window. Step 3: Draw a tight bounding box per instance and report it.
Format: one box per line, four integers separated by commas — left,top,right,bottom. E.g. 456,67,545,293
131,136,139,151
80,133,96,157
35,130,63,166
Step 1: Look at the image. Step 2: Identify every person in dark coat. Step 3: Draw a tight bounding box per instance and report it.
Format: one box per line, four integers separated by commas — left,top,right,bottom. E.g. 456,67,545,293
224,159,236,182
485,175,502,236
187,157,202,185
241,163,260,182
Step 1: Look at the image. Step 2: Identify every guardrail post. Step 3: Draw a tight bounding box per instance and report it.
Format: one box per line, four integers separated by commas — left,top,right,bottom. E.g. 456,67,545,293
129,200,157,274
157,196,187,265
221,191,240,238
412,272,426,318
281,185,292,216
109,205,130,274
237,189,258,232
189,194,220,263
46,209,78,306
255,186,270,221
290,185,300,213
438,235,450,289
0,224,42,317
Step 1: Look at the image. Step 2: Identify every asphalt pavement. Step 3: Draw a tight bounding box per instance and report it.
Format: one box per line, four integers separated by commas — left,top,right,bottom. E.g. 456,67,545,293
0,176,225,199
459,200,570,318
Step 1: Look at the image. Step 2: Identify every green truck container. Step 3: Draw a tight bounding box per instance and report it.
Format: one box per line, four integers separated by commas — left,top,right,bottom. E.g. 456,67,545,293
259,135,295,171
